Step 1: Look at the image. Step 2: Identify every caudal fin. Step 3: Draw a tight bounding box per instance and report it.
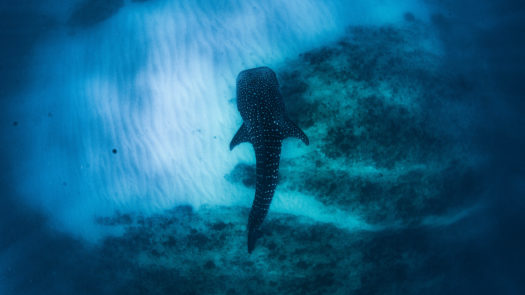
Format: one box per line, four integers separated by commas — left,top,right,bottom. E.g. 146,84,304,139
247,229,261,253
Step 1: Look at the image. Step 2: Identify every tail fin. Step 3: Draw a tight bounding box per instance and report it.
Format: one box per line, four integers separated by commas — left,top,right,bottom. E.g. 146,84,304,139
247,228,261,253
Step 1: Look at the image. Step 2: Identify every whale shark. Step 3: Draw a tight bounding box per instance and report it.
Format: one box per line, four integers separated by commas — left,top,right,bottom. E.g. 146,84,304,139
230,67,309,253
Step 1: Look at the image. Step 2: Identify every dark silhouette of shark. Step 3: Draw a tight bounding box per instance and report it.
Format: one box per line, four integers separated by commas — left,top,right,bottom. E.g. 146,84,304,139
230,67,309,253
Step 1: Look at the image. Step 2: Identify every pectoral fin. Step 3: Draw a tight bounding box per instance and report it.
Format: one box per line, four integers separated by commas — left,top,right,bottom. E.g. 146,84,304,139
230,123,250,150
281,118,309,145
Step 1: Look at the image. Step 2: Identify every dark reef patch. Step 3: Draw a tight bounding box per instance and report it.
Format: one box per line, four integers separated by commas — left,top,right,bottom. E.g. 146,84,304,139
226,162,284,188
404,12,416,22
2,202,513,294
225,163,256,188
2,204,487,294
275,24,479,225
323,95,444,167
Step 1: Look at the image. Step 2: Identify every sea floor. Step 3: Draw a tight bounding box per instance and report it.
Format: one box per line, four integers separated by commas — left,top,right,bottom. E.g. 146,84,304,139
4,17,516,294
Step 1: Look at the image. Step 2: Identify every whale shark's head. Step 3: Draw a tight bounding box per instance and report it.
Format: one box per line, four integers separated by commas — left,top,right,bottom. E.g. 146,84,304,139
235,67,283,121
236,66,279,88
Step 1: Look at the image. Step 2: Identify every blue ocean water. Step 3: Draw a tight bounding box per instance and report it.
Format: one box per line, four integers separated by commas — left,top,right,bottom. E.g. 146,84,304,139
1,0,524,294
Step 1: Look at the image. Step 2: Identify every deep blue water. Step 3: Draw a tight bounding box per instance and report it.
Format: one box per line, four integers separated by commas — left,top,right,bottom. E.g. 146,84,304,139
1,0,524,294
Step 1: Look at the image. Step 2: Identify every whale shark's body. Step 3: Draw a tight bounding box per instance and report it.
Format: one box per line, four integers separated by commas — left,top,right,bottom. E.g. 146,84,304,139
230,67,309,253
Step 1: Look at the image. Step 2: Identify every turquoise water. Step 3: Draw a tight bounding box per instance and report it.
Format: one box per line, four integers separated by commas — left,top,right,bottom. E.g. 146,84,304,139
1,0,524,294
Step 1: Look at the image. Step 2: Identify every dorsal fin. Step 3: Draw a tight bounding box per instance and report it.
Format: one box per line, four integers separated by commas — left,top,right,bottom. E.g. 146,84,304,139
230,123,250,150
280,118,309,145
